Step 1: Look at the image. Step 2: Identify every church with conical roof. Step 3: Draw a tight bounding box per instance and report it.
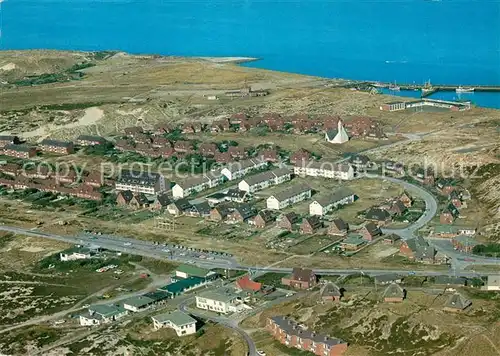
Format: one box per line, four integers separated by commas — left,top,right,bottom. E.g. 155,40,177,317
325,119,350,144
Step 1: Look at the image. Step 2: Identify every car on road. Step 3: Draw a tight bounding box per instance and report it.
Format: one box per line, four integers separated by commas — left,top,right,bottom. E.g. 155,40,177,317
124,242,132,246
408,271,416,275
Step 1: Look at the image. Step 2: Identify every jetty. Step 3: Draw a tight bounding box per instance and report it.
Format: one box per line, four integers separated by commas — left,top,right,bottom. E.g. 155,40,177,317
368,81,500,97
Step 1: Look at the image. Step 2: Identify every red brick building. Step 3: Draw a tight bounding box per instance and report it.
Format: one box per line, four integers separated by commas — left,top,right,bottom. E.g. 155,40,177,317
282,268,317,289
300,216,322,234
267,316,347,356
2,144,36,158
290,150,312,165
279,212,299,231
39,139,74,155
253,210,275,229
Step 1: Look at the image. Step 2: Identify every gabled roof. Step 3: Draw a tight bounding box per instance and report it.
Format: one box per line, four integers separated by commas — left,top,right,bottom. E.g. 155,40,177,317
224,158,264,173
232,204,257,220
365,208,391,221
236,275,262,292
405,236,436,259
282,212,300,224
133,193,149,205
271,183,311,202
118,190,134,203
383,283,404,298
391,200,407,213
325,129,339,141
241,167,290,186
374,274,402,283
176,264,211,278
302,215,322,229
170,198,192,211
444,293,471,310
291,267,315,282
256,210,275,223
40,139,73,148
314,188,354,207
330,218,348,231
155,193,172,207
226,188,247,199
320,282,341,298
191,201,211,215
361,222,382,236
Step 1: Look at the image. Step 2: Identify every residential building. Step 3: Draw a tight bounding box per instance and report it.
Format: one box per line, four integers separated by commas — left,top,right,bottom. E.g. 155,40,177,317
214,151,232,163
39,139,74,154
2,144,36,158
320,282,342,302
157,277,207,298
238,167,291,193
399,236,437,264
115,170,167,195
294,160,354,181
267,183,312,210
0,135,20,148
434,276,467,287
79,304,128,326
195,288,247,314
236,275,263,294
129,193,150,209
60,247,93,261
267,316,348,356
348,154,371,169
358,222,382,242
83,171,104,187
327,218,349,236
383,233,401,244
172,171,224,198
289,149,311,165
365,208,392,226
443,293,471,313
390,200,407,216
227,204,257,223
175,265,215,280
279,212,300,231
187,201,211,217
440,204,460,224
198,143,218,156
380,101,406,111
399,192,413,207
116,190,134,206
166,199,192,216
452,235,479,253
227,146,247,159
221,158,267,181
383,283,405,303
300,216,323,234
339,234,366,251
124,126,144,137
282,268,317,289
122,296,155,312
225,188,248,203
76,135,106,146
309,188,355,216
258,148,279,162
325,120,349,144
151,193,172,211
253,210,275,228
151,311,197,336
210,205,231,221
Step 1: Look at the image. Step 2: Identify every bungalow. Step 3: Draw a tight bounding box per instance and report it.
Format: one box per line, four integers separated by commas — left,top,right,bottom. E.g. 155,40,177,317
236,275,263,294
452,235,479,253
206,192,228,206
253,210,275,228
327,218,349,236
320,282,343,302
365,208,392,226
238,167,291,193
60,246,93,261
174,140,193,153
79,304,128,326
122,296,155,312
151,136,171,148
399,236,438,264
259,149,279,162
227,204,257,223
357,222,382,242
309,188,355,216
443,293,471,313
228,146,247,159
300,216,323,234
76,135,107,146
39,139,74,155
383,283,405,302
339,234,366,251
166,199,193,216
211,119,230,132
294,160,354,181
158,277,207,298
267,183,312,210
282,268,317,289
152,310,197,336
221,158,267,181
279,212,300,231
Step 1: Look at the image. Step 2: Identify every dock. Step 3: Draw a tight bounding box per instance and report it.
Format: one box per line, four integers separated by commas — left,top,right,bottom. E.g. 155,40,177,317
369,81,500,94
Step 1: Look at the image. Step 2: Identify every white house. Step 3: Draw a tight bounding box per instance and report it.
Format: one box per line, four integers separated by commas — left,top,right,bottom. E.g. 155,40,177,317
79,304,128,326
294,160,354,180
309,188,355,216
325,120,349,144
195,288,249,314
115,170,167,195
238,167,291,193
266,183,312,210
221,158,267,181
60,246,93,262
151,310,197,336
122,296,155,313
172,170,224,198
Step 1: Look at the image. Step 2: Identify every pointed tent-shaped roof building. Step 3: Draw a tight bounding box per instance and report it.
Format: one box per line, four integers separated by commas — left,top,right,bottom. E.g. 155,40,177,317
443,292,471,312
383,282,405,303
325,120,350,144
320,282,342,302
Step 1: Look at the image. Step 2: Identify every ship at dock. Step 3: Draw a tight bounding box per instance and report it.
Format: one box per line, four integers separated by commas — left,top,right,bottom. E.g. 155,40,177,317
456,86,475,93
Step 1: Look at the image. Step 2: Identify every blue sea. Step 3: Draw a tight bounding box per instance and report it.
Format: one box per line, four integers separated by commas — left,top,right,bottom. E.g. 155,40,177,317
1,0,499,108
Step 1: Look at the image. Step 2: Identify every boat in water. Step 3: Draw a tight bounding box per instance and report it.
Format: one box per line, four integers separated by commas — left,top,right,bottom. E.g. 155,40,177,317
389,82,400,91
456,86,475,93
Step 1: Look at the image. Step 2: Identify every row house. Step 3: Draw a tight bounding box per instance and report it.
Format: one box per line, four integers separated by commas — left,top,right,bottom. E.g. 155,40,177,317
171,170,224,199
174,140,193,153
39,139,74,155
214,151,232,163
227,146,247,159
309,188,355,216
267,183,312,210
0,163,21,176
258,148,279,162
115,139,135,151
198,143,219,156
227,204,257,223
327,218,349,236
0,135,20,148
116,190,150,209
76,135,107,146
115,170,167,195
211,119,231,133
2,144,36,159
151,136,171,148
221,158,267,181
294,160,354,181
134,133,152,144
253,210,275,228
238,167,291,193
134,143,158,157
23,166,51,179
300,216,322,234
83,171,104,187
267,316,347,356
